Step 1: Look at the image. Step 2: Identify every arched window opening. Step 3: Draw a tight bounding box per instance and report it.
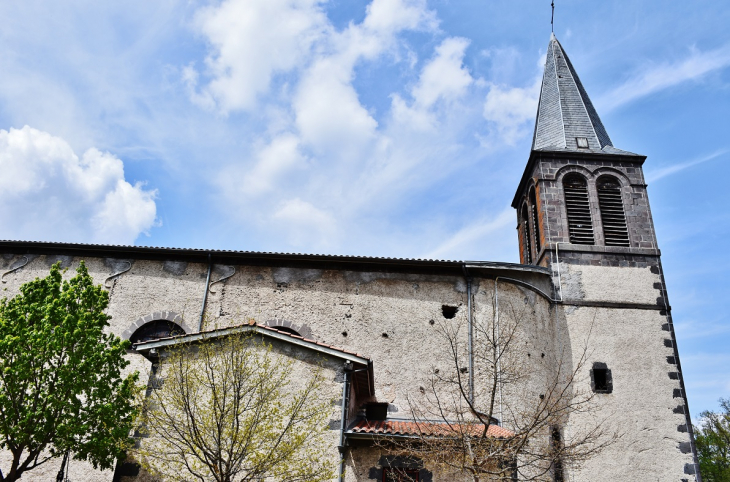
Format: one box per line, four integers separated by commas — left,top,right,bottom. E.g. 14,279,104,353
130,320,185,345
562,175,594,245
271,326,302,337
529,187,542,254
520,204,533,264
597,176,630,247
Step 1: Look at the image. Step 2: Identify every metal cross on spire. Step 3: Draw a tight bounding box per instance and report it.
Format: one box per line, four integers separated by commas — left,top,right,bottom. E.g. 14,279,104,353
551,0,555,33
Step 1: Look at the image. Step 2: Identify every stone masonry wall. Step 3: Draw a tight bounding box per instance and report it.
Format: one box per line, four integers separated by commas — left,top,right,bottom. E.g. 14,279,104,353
555,254,698,481
0,251,557,481
514,154,658,258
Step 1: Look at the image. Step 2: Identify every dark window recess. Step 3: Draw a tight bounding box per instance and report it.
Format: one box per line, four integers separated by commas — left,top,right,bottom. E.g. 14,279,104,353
383,468,420,482
366,403,389,421
591,363,613,393
529,188,542,255
575,137,589,148
521,204,533,263
597,176,630,247
130,320,184,345
442,305,458,319
563,175,595,245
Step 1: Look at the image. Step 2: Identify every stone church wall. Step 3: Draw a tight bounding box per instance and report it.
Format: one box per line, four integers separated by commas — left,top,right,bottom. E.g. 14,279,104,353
0,251,559,481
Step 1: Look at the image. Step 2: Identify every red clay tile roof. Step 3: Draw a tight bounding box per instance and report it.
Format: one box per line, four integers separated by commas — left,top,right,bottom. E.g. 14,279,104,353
348,419,514,439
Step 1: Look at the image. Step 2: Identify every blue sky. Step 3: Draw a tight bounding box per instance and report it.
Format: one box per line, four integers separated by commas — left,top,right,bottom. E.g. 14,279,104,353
0,0,728,417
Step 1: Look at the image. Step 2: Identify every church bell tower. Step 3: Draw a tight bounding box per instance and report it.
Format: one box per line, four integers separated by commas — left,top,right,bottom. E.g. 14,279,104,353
512,33,701,480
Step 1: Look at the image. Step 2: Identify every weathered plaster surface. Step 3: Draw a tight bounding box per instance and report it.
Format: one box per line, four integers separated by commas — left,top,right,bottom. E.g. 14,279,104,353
561,263,662,304
562,306,693,480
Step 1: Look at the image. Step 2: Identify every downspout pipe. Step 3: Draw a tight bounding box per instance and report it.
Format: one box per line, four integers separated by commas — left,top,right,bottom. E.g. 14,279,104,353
338,364,368,480
198,253,212,332
338,364,350,481
462,265,474,404
554,242,564,302
494,277,504,425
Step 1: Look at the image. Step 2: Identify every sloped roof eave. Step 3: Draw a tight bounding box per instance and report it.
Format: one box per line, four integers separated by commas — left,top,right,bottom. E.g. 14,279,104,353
0,239,550,278
133,322,374,396
346,418,515,441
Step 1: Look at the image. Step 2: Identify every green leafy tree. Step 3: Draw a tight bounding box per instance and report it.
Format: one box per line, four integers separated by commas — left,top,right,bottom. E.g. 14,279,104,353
695,398,730,482
134,332,336,482
0,262,139,482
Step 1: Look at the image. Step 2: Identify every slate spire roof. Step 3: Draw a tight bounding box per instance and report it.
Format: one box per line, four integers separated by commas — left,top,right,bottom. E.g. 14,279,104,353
531,33,638,156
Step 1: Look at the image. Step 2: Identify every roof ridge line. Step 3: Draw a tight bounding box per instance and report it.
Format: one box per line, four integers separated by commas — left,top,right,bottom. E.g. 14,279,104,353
552,37,567,149
557,37,602,149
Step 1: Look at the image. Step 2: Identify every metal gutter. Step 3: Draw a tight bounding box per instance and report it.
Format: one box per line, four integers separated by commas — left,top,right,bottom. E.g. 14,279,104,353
0,240,553,280
198,253,212,332
338,364,352,481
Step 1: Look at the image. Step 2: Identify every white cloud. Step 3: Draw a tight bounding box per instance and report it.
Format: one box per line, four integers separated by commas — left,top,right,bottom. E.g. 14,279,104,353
412,37,473,108
425,208,515,260
197,0,519,258
0,126,157,244
482,76,540,146
272,198,337,248
363,0,437,35
239,133,308,196
675,316,730,341
293,58,378,156
645,149,728,183
597,44,730,111
190,0,330,113
291,0,437,155
391,37,474,132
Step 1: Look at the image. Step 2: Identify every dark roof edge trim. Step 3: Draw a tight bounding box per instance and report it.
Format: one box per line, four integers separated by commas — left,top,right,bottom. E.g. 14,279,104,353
511,149,647,208
0,240,550,277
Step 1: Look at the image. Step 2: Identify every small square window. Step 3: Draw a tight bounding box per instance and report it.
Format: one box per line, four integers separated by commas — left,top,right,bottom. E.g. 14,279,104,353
366,403,389,421
591,363,613,393
575,137,589,148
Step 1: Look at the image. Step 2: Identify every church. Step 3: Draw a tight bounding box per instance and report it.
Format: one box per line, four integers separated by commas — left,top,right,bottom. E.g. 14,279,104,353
0,34,700,481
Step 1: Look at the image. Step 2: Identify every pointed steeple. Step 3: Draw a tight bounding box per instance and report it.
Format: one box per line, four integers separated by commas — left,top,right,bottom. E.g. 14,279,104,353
532,34,634,155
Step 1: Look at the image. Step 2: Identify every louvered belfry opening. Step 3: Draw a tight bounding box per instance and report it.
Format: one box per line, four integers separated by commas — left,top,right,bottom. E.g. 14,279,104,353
563,174,595,245
529,187,542,255
597,176,630,247
521,204,533,264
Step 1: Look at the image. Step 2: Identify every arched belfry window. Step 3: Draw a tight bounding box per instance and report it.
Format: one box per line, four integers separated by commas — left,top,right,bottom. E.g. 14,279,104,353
520,204,533,264
597,176,630,247
563,174,595,245
529,187,542,255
